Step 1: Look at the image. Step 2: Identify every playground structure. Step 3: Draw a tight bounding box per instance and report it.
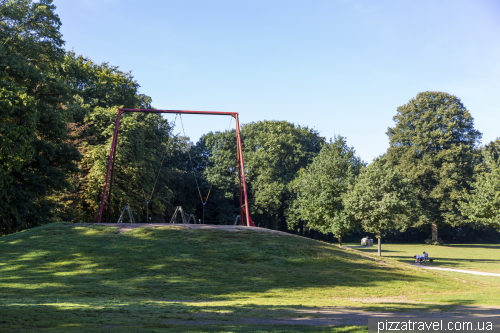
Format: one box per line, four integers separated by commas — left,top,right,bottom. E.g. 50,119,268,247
96,109,254,227
169,206,196,224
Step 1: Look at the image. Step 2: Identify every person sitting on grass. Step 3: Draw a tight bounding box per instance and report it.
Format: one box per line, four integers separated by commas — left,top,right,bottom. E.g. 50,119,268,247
423,251,429,263
414,254,423,263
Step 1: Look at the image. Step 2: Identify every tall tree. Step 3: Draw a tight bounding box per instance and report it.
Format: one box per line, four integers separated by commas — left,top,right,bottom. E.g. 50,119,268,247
483,138,500,164
0,0,80,234
386,92,481,241
192,121,324,228
242,121,324,230
460,153,500,228
60,51,149,123
192,129,240,224
344,156,413,255
53,51,158,222
80,108,178,222
289,136,364,245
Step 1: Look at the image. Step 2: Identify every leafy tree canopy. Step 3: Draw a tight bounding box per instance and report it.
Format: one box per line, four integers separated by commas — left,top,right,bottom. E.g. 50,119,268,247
242,121,324,230
386,91,482,240
289,136,364,244
344,156,413,255
460,153,500,228
60,51,151,123
0,0,80,234
192,120,325,228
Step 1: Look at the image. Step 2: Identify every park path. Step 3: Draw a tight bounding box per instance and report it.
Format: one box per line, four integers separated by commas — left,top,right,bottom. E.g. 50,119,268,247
159,305,500,327
411,264,500,277
345,245,500,277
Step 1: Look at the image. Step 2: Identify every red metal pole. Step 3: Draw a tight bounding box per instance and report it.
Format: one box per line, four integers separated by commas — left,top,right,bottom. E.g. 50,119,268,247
98,109,255,226
119,109,236,117
235,130,244,225
234,114,254,227
97,110,123,223
105,133,119,223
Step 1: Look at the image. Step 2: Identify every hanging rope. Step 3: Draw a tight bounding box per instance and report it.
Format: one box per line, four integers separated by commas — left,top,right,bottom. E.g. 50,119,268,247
205,117,233,203
145,114,178,202
179,114,233,205
129,114,177,203
180,114,204,204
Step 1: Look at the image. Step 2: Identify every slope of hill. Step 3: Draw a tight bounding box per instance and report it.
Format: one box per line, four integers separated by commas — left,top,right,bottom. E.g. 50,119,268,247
0,223,498,332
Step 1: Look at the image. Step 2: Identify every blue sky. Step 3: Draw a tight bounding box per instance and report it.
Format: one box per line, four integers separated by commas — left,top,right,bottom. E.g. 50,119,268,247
54,0,500,162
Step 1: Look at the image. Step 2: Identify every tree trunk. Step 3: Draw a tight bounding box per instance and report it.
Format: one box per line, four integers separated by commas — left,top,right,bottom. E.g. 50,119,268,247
431,222,438,241
338,234,342,247
378,229,382,256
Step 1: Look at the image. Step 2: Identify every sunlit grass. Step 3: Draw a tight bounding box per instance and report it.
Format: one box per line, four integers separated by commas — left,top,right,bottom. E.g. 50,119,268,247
0,223,499,332
345,243,500,273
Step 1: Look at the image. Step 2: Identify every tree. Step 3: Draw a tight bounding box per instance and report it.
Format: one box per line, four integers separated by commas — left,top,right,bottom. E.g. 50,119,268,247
53,51,158,222
60,51,149,123
242,121,324,230
192,129,240,224
0,0,80,234
80,108,176,220
483,138,500,164
193,121,324,228
344,156,413,256
460,153,500,228
289,136,364,245
386,92,481,241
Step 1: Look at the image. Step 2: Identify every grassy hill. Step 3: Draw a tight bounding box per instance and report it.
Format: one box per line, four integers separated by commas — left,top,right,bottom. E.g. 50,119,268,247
1,223,499,332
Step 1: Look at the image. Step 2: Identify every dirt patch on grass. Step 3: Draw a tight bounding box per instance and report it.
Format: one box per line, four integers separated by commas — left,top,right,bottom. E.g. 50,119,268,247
71,223,293,235
160,305,500,326
347,297,412,303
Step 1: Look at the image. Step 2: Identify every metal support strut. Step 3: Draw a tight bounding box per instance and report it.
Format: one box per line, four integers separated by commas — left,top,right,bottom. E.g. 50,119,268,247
96,109,254,227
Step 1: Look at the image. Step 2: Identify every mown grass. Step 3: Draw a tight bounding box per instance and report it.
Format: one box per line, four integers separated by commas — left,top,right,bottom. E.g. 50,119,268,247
345,243,500,273
0,223,499,332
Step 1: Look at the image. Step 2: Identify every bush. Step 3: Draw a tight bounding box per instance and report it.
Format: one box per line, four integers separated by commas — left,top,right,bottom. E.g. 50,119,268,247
424,238,444,245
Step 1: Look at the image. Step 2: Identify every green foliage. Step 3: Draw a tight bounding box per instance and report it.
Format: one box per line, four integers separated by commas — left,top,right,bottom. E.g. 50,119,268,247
344,156,413,254
78,108,183,222
460,154,500,228
60,51,149,123
47,49,162,222
189,121,324,228
386,91,481,240
289,136,364,243
194,129,240,224
424,238,444,245
242,121,324,229
483,137,500,163
0,0,80,234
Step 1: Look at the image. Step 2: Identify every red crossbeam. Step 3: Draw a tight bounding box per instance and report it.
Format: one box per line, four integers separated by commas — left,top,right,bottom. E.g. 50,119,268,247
96,108,254,227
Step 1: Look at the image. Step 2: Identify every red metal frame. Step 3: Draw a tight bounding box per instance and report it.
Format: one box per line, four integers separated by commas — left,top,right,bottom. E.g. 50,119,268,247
96,109,254,227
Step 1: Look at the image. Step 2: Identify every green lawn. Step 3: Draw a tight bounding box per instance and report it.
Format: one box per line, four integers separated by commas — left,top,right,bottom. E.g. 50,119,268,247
1,223,499,332
344,242,500,273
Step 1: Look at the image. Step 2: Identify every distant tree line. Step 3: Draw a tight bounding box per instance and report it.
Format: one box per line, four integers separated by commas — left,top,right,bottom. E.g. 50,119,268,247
1,0,499,250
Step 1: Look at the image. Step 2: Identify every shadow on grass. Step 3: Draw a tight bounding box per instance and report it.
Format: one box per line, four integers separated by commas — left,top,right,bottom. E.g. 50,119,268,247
345,247,400,253
1,298,498,332
0,223,442,300
1,223,497,331
443,244,500,250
